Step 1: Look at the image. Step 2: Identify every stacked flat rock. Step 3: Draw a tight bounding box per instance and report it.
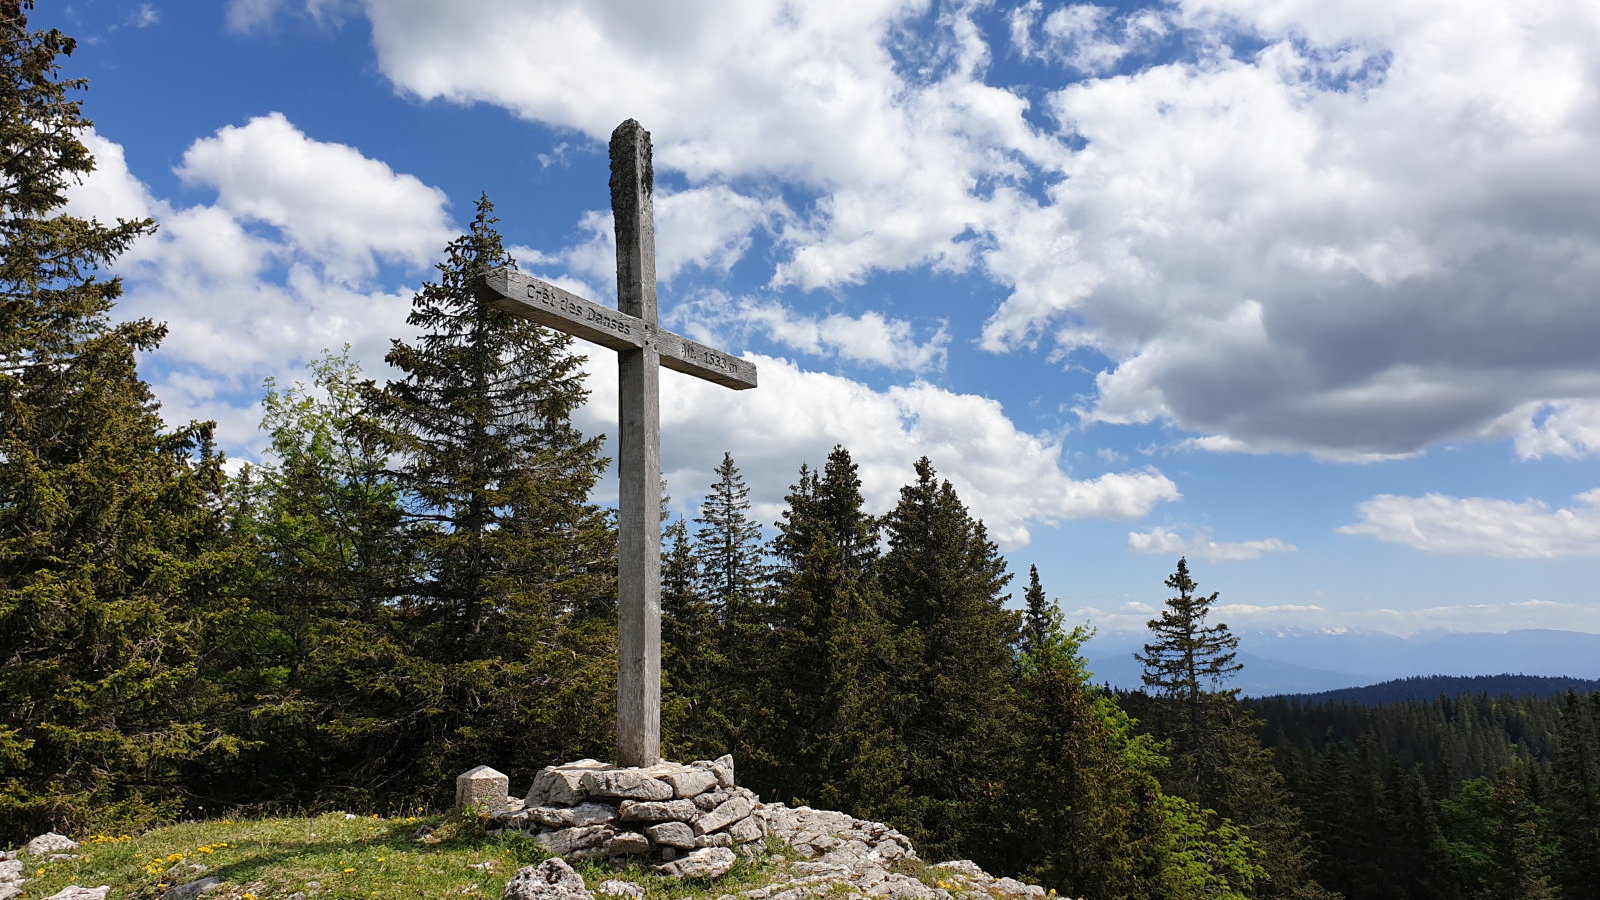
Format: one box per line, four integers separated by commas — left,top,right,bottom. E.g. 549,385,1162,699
489,755,763,873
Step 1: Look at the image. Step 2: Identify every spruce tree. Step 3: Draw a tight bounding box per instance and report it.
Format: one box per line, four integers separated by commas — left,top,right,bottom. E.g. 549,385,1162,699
1020,565,1052,660
688,452,768,760
760,447,904,817
1136,558,1331,900
363,196,617,789
662,514,722,759
694,451,766,620
1549,690,1600,900
1005,569,1183,899
878,457,1019,864
1138,558,1241,730
0,0,236,838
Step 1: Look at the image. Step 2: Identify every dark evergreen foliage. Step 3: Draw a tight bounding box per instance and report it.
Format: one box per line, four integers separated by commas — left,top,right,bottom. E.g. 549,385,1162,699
1004,572,1194,900
680,452,769,763
1131,559,1330,900
878,457,1019,864
1549,691,1600,900
694,452,766,617
758,447,905,818
353,195,619,796
0,0,238,840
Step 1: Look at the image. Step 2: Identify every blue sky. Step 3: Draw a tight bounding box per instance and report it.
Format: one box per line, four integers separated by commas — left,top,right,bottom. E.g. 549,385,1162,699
45,0,1600,638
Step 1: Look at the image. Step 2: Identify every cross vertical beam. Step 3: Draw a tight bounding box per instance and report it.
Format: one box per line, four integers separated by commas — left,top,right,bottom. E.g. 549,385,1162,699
610,119,662,768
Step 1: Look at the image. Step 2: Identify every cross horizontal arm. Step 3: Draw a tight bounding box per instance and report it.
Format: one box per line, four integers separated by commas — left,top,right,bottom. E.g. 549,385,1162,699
476,266,644,353
474,266,758,390
654,331,757,391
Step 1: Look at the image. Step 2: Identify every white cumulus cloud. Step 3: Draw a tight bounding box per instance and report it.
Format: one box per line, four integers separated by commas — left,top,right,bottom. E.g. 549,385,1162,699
668,293,950,374
1513,401,1600,460
1127,525,1297,561
1339,489,1600,558
67,123,446,445
176,113,454,283
574,353,1180,548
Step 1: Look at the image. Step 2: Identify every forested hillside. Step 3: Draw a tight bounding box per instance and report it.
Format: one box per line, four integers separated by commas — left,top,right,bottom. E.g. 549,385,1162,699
1244,688,1600,900
3,7,1598,900
1278,675,1600,706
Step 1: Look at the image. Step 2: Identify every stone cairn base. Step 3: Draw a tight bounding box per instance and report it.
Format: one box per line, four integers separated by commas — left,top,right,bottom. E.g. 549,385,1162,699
461,757,1059,900
458,755,767,879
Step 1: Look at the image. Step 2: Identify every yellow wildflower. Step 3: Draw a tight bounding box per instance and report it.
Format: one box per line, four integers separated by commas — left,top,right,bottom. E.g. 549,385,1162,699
344,867,356,873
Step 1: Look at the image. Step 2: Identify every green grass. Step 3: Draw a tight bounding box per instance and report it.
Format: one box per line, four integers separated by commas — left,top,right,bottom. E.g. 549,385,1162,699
14,815,787,900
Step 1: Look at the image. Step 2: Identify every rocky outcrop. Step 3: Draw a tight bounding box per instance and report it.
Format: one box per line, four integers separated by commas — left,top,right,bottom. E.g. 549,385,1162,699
503,858,594,900
24,834,78,856
2,832,87,899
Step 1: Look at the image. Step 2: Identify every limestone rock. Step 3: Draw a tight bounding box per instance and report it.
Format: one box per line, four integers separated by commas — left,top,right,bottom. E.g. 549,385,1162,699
457,765,511,813
581,769,673,801
691,756,735,788
0,885,20,900
693,790,725,811
695,796,753,835
696,833,734,849
644,821,697,848
536,825,615,857
25,833,78,856
164,875,223,900
43,888,109,900
597,880,643,899
528,802,619,829
527,760,607,808
992,878,1046,898
493,810,530,829
865,874,939,900
728,816,763,844
929,861,985,879
656,846,736,879
617,798,697,823
0,860,22,882
503,858,593,900
606,832,651,856
662,768,719,799
568,804,620,827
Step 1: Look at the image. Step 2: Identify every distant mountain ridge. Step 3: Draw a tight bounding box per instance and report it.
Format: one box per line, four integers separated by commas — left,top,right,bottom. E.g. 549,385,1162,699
1079,628,1600,697
1268,673,1600,705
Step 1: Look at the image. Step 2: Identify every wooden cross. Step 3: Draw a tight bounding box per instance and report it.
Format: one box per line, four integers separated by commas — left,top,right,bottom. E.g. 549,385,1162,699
473,119,758,768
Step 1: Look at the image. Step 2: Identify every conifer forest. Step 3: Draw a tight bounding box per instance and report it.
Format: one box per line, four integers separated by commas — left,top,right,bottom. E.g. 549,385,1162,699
2,6,1596,899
